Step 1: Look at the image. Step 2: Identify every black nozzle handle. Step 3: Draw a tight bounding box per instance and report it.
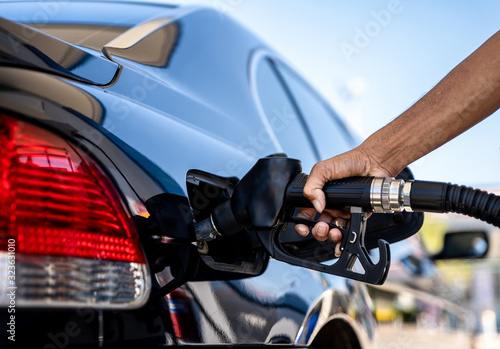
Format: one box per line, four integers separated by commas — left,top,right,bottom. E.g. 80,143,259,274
285,173,374,211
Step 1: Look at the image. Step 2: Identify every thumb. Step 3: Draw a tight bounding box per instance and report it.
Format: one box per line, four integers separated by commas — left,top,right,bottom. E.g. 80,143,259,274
303,163,330,213
303,151,367,213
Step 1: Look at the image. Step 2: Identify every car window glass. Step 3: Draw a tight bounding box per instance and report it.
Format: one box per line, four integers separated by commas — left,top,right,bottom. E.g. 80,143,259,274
277,64,356,160
255,58,318,171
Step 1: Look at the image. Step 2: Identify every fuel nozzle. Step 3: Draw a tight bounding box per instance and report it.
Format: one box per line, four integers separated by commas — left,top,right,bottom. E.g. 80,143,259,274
190,155,500,285
193,157,420,244
191,156,394,285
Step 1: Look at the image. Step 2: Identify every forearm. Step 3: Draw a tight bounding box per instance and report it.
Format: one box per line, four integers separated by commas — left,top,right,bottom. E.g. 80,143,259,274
359,31,500,176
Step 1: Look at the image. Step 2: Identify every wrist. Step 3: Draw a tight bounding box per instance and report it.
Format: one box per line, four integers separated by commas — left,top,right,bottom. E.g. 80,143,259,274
356,140,402,177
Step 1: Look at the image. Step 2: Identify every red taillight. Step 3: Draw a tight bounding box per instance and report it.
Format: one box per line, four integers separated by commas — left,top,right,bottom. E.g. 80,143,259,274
0,114,150,309
0,114,145,263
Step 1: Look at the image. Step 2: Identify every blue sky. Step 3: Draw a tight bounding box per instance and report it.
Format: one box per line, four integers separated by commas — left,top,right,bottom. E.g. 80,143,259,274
179,0,500,187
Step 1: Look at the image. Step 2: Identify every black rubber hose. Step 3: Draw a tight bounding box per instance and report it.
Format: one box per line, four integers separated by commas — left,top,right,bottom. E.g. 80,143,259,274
410,181,500,227
444,184,500,227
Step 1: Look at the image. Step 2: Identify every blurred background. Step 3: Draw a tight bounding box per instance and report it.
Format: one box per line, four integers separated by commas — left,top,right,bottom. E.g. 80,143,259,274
174,0,500,347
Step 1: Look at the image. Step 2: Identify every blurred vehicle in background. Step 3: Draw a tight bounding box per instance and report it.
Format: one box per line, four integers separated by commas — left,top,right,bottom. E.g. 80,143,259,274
421,208,500,349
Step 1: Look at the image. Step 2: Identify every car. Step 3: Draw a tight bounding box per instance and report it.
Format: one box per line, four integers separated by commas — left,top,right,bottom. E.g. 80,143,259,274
0,1,480,348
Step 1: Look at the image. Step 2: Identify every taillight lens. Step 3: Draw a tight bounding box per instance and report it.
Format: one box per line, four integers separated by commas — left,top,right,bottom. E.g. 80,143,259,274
0,114,150,308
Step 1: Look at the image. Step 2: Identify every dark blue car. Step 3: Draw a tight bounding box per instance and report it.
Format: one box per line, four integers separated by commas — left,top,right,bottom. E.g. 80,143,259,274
0,1,474,348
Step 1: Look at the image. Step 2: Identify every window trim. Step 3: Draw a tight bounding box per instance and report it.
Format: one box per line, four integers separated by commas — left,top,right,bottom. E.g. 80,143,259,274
248,48,357,163
247,48,285,154
248,49,320,160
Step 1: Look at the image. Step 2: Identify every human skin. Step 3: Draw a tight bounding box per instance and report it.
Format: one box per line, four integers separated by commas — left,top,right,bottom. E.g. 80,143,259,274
295,31,500,256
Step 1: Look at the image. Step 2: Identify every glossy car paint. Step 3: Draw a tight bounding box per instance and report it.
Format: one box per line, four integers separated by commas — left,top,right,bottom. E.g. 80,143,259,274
0,1,470,348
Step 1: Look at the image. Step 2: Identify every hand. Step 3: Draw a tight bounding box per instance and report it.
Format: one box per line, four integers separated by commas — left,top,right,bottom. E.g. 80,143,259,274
294,147,392,255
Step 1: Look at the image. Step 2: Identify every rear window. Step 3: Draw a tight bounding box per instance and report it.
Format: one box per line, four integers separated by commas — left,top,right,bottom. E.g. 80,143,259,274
26,23,130,50
1,1,177,50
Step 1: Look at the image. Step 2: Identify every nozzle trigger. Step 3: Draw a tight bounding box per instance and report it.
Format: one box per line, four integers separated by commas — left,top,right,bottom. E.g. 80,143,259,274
270,208,391,285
